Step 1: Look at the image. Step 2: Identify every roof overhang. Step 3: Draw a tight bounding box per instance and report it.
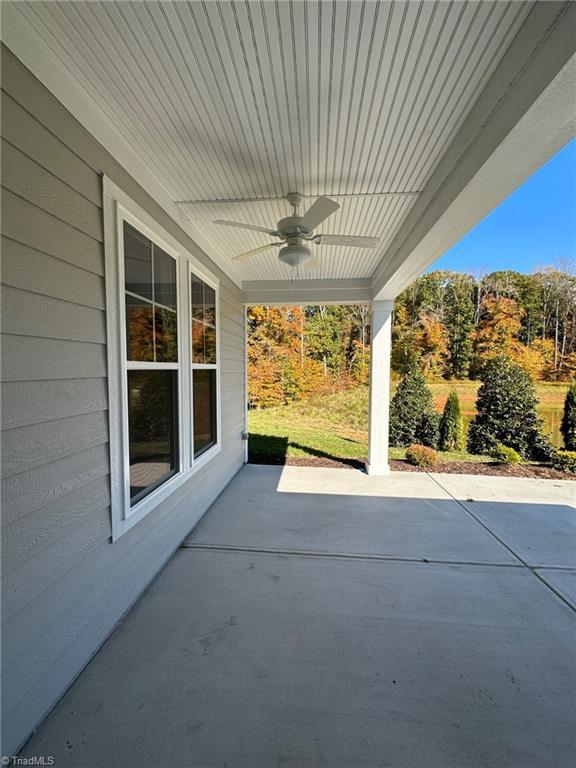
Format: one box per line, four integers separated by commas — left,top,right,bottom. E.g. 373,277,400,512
2,1,574,303
371,1,576,300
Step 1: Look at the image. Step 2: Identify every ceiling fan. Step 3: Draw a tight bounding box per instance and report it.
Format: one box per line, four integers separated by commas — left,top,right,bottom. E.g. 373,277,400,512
213,192,380,270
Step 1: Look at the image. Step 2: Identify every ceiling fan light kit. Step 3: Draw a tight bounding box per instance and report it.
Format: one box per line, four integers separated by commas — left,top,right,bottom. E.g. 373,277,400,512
279,240,313,268
213,192,380,269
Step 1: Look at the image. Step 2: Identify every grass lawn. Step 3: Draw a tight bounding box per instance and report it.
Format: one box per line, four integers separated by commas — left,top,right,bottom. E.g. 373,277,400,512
248,380,568,465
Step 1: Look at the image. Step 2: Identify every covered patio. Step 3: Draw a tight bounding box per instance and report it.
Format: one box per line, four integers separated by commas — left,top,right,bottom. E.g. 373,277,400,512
2,1,576,761
20,465,576,768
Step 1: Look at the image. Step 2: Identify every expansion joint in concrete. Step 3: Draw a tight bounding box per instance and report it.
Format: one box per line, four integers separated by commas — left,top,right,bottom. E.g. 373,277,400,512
181,542,525,569
427,473,576,614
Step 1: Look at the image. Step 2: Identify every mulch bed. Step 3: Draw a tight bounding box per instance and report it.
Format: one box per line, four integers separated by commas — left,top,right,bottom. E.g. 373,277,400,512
394,460,572,480
248,454,574,480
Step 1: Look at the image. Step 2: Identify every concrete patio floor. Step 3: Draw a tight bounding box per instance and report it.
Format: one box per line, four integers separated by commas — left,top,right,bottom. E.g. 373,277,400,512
21,466,576,768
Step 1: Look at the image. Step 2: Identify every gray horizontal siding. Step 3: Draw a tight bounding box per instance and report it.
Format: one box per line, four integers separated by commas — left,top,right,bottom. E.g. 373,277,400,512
2,140,102,240
2,443,110,528
1,45,246,757
2,504,112,621
2,335,107,381
1,91,101,205
1,286,106,343
221,372,246,390
1,379,108,430
2,476,110,577
1,411,109,480
1,189,104,275
1,238,106,310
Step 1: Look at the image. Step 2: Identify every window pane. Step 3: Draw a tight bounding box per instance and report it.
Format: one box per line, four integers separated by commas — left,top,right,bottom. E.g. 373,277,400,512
190,273,217,364
128,370,178,504
193,369,216,458
204,324,216,364
191,274,204,320
153,245,177,309
125,295,154,361
191,318,205,363
124,222,180,364
124,223,152,301
204,284,216,327
154,307,178,363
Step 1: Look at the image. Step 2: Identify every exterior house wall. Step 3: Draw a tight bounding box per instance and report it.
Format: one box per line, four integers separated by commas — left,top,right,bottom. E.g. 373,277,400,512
1,46,245,755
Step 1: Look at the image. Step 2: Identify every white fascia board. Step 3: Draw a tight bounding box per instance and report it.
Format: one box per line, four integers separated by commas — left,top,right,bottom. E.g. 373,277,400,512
1,3,243,288
372,1,576,300
242,279,372,306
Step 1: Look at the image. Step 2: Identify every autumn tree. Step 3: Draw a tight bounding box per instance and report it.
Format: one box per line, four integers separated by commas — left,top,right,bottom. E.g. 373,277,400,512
246,265,575,412
473,296,522,373
418,311,449,380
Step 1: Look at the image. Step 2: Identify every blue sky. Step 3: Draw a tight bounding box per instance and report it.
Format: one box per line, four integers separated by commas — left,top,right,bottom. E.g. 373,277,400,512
429,138,576,275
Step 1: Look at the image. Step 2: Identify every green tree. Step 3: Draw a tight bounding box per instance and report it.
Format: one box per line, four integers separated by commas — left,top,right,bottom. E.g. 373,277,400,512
517,273,543,345
444,277,474,378
561,381,576,450
439,390,465,451
391,303,421,373
306,305,347,377
415,409,440,449
389,364,438,448
467,356,552,459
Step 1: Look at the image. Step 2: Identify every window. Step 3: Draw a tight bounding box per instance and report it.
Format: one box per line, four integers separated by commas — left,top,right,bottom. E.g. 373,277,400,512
103,179,222,539
123,222,180,504
127,369,178,503
191,272,218,458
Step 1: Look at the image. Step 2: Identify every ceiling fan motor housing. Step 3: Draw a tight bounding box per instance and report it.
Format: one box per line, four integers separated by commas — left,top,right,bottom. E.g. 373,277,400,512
276,216,313,238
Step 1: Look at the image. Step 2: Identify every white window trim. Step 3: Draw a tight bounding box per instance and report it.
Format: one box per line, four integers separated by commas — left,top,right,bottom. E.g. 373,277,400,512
189,262,221,466
103,177,221,540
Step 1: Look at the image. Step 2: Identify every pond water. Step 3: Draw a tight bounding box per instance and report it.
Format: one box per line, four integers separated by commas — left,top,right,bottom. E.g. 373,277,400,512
461,406,564,448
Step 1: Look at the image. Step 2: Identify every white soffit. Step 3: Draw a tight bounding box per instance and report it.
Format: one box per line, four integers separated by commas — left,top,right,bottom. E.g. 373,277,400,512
5,1,533,281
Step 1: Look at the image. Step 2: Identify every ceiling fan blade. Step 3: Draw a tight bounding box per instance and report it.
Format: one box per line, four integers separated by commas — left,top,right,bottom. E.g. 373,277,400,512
300,197,340,230
214,219,277,236
318,234,380,248
232,243,280,262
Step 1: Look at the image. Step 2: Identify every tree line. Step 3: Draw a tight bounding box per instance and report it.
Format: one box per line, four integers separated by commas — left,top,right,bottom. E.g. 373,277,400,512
392,265,575,381
247,266,575,409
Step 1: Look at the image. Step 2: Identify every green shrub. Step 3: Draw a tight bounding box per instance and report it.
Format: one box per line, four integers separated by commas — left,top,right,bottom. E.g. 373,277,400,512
415,409,440,449
551,450,576,474
561,382,576,451
490,443,522,465
467,356,552,460
389,364,439,448
439,390,465,452
405,444,439,469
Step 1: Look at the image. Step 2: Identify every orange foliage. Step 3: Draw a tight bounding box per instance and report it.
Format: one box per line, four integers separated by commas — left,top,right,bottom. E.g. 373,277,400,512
474,297,523,369
418,311,449,380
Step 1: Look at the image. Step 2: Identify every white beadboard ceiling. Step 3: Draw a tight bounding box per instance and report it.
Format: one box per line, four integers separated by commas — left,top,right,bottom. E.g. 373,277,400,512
14,0,533,281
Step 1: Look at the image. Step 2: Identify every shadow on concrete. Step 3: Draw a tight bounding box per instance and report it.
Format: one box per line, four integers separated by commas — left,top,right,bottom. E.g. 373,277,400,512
248,432,365,470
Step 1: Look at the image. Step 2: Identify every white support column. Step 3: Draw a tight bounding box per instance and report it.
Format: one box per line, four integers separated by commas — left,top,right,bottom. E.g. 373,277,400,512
366,300,394,476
